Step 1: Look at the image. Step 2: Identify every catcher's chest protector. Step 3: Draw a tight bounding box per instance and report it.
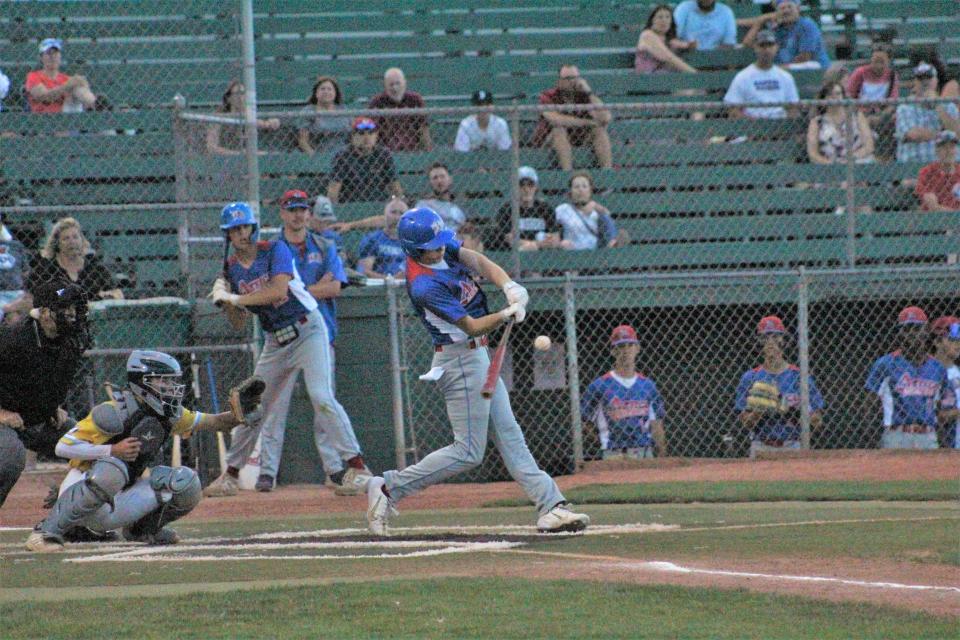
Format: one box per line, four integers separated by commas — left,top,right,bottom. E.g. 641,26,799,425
103,389,174,484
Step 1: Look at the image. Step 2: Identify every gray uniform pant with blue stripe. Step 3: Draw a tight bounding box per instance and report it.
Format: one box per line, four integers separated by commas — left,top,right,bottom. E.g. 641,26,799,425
226,310,361,479
383,342,564,516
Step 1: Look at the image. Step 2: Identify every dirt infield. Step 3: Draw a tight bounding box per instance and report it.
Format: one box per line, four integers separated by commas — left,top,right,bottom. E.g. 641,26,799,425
3,449,956,526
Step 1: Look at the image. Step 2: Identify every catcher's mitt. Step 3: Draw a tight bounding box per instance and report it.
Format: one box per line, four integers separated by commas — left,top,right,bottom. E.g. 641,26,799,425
229,375,265,425
746,380,783,414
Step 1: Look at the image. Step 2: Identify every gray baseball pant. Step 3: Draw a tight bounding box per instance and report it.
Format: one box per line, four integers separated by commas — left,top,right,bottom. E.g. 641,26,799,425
383,342,564,516
226,310,360,478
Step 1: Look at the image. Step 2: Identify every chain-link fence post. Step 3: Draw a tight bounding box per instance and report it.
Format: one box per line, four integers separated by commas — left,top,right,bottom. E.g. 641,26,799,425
563,276,584,471
240,0,260,213
172,96,193,300
843,106,857,267
509,101,521,278
797,266,812,449
387,277,408,470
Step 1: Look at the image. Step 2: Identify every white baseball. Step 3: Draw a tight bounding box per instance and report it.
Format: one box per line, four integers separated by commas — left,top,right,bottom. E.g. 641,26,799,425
534,335,552,351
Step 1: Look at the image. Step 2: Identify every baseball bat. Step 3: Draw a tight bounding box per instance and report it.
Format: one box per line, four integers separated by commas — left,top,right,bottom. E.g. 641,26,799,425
481,319,515,399
215,235,230,307
206,357,227,472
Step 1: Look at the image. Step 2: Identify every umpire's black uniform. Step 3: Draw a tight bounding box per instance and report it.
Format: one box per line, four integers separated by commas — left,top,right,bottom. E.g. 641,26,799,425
0,284,88,507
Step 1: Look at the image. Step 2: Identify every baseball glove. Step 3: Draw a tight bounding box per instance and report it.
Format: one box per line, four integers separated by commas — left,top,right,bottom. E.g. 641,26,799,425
229,375,265,425
746,381,783,414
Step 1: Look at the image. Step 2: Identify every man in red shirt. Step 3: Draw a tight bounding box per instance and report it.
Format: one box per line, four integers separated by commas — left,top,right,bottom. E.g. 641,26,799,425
367,68,432,152
916,131,960,212
25,38,97,114
534,65,613,171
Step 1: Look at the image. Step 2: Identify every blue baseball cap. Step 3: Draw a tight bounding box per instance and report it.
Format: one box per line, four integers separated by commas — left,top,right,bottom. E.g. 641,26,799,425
39,38,63,54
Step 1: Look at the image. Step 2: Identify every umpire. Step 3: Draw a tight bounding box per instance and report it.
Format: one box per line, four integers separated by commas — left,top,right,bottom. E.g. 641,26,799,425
0,282,89,507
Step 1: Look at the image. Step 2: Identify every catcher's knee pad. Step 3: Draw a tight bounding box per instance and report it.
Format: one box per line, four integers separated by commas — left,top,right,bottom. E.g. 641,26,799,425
41,458,128,537
149,466,201,512
87,457,130,499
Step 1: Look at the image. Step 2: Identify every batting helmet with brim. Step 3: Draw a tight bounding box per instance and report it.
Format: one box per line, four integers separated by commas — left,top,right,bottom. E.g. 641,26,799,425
219,201,259,241
398,207,454,258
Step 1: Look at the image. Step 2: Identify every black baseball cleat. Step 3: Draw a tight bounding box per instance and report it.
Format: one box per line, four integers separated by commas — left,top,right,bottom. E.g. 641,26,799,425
63,526,120,543
255,474,275,492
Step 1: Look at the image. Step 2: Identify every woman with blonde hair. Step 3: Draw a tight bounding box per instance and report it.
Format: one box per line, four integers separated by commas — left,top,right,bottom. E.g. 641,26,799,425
27,217,122,303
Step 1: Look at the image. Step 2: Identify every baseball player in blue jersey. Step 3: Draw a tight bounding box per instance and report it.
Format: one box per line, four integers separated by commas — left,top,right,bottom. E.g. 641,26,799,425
735,315,824,458
581,324,666,459
365,207,589,535
864,306,949,449
204,201,370,497
931,316,960,448
357,197,407,278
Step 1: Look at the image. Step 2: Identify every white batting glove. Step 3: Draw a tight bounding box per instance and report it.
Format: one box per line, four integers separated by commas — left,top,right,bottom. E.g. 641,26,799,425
212,288,241,306
502,281,529,307
500,303,526,323
210,278,229,297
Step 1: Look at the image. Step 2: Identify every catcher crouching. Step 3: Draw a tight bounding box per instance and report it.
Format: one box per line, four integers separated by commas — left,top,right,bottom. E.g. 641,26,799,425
735,316,825,458
26,350,264,552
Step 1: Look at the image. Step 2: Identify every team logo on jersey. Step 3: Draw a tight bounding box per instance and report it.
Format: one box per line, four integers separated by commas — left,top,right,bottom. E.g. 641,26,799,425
894,373,940,397
606,397,650,421
307,251,323,263
459,279,479,306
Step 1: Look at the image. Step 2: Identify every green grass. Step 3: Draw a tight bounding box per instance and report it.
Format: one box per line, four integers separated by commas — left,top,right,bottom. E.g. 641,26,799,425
1,578,954,640
485,480,959,508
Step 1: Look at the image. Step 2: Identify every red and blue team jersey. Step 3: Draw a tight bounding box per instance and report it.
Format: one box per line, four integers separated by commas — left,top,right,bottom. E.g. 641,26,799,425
865,351,948,428
580,372,665,449
405,239,488,346
281,232,347,343
735,365,825,442
226,240,317,332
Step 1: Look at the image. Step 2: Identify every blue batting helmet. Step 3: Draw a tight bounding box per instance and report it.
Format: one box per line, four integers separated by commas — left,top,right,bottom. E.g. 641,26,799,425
220,201,259,241
398,207,454,258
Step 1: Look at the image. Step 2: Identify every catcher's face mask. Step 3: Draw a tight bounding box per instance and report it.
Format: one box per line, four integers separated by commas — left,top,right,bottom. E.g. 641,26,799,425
141,374,186,418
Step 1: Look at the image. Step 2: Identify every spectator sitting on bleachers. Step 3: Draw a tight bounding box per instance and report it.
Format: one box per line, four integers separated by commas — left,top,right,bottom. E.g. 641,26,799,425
367,68,432,152
636,4,697,74
27,217,122,303
724,30,799,119
25,39,97,114
488,166,560,252
326,117,403,204
458,221,485,253
807,81,874,165
847,42,899,162
535,65,613,172
910,47,960,101
454,90,511,152
672,0,736,52
206,81,280,156
743,0,829,69
414,162,468,232
896,64,960,164
554,171,619,251
0,68,9,112
915,131,960,212
297,76,350,156
357,197,407,279
0,213,30,325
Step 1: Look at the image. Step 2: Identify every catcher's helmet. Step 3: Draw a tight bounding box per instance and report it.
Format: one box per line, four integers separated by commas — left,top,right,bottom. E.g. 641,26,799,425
127,350,185,419
220,201,259,241
398,207,454,258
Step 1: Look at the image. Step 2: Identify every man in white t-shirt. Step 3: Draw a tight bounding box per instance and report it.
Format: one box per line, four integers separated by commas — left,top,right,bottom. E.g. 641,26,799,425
454,90,512,152
724,29,799,119
932,316,960,448
554,171,618,251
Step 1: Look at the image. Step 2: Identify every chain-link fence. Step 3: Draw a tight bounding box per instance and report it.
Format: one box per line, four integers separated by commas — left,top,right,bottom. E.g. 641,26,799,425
391,264,960,475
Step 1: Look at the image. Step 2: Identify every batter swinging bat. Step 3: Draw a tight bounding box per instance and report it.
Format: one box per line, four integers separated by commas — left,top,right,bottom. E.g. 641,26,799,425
214,236,230,308
482,319,515,399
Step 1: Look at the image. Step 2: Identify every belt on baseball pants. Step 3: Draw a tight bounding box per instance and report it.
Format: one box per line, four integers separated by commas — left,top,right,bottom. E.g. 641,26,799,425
891,424,932,434
435,336,489,353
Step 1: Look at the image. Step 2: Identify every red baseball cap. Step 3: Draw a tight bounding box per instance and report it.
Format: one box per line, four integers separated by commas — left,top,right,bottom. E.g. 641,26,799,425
610,325,639,347
897,306,928,326
931,315,960,336
757,315,785,335
352,116,377,131
280,189,310,209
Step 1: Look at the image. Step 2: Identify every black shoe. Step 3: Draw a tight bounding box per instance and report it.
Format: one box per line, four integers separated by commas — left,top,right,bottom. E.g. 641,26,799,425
255,474,275,492
63,526,120,543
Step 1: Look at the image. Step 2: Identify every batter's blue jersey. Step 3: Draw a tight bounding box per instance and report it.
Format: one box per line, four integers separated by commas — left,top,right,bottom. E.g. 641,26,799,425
225,240,317,332
281,231,347,343
358,230,405,276
865,351,948,428
405,240,488,346
736,365,825,442
581,372,665,449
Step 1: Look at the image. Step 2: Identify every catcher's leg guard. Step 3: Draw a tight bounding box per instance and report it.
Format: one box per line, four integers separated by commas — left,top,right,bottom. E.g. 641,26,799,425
39,457,128,538
124,466,200,541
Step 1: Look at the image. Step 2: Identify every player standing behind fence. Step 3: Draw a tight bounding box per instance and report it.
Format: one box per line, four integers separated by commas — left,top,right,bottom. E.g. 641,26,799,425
364,207,589,536
931,316,960,448
203,202,370,497
864,306,949,450
735,315,824,458
580,325,666,459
